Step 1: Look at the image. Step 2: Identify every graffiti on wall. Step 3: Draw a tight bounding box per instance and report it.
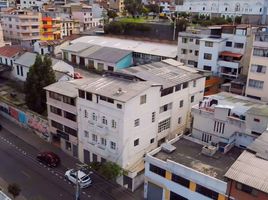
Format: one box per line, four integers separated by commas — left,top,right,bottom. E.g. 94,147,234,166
0,102,49,140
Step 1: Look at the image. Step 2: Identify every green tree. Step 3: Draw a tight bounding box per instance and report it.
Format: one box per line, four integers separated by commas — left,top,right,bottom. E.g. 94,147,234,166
99,162,123,180
142,6,149,18
107,9,118,21
124,0,143,17
8,183,21,199
25,54,56,114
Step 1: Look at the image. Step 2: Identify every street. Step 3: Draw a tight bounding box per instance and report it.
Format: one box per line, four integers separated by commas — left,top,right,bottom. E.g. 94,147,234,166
0,117,140,200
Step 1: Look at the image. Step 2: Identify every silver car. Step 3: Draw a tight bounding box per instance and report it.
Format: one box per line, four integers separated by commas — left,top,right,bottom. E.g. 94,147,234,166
65,169,92,188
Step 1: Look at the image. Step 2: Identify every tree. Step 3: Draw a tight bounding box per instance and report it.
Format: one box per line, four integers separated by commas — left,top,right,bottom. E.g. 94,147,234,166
142,6,149,18
25,54,56,115
8,183,21,199
107,9,118,21
124,0,143,17
99,162,123,180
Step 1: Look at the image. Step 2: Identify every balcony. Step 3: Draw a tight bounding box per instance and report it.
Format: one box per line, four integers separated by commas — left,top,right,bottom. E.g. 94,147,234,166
42,17,52,21
218,60,240,69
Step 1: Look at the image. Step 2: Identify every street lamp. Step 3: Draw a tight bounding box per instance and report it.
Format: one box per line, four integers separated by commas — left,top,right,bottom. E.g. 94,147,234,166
75,163,89,200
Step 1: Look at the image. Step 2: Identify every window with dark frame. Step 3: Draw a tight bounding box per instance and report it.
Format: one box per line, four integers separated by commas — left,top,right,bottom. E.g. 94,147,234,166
149,164,165,177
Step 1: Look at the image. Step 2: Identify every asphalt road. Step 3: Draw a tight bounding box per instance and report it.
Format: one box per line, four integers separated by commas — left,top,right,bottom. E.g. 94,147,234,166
0,126,139,200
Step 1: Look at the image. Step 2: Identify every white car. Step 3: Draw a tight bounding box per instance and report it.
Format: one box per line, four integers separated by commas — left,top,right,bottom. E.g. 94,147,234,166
65,169,92,188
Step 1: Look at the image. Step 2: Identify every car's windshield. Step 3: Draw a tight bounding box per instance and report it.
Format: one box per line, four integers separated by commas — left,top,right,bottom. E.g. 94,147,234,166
81,175,90,181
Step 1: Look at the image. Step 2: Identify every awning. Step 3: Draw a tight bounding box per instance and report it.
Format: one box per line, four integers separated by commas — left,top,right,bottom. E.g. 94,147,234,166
220,51,242,58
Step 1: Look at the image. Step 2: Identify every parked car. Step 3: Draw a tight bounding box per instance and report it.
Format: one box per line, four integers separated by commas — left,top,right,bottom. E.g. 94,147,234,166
65,169,92,188
36,151,60,167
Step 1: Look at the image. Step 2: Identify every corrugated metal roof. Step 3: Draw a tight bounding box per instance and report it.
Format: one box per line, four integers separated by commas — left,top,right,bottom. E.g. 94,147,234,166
224,151,268,193
61,42,92,53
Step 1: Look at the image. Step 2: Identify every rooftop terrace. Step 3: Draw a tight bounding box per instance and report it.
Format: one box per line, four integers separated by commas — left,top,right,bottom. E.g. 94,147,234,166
154,138,242,180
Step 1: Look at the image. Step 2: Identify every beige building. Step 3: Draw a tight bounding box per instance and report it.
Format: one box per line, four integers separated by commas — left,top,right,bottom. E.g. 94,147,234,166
109,0,124,13
2,10,41,48
245,27,268,101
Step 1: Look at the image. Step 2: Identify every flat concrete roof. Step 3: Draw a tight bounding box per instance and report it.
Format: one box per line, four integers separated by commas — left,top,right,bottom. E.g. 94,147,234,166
70,36,177,58
154,138,242,180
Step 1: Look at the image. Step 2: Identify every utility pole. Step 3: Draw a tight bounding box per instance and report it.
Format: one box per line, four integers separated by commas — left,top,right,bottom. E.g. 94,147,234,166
75,169,80,200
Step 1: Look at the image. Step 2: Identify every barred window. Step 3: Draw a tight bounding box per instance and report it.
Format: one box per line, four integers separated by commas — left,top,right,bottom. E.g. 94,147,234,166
158,118,171,133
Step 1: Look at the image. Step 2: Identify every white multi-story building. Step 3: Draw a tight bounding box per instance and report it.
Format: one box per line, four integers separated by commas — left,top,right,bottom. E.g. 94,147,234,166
176,0,268,24
178,25,253,80
191,92,268,150
245,26,268,101
19,0,50,10
1,10,41,48
46,59,203,192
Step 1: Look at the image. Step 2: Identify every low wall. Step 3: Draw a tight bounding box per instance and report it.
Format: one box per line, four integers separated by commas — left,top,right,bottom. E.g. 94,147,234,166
0,101,50,141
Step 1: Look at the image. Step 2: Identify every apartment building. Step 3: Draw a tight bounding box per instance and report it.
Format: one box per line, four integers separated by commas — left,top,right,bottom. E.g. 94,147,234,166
40,16,62,41
0,0,9,9
44,80,85,157
191,92,268,149
178,25,253,80
71,36,177,65
225,133,268,200
144,136,242,200
108,0,124,13
245,27,268,101
62,42,133,71
175,0,268,25
19,0,49,10
62,19,80,36
1,10,41,48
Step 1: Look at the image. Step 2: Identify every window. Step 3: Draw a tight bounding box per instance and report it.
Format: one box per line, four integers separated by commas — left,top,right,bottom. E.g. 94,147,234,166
160,103,172,113
100,96,114,104
182,37,187,43
50,106,62,116
84,110,88,118
182,82,188,89
254,118,260,122
172,173,189,188
179,100,184,108
16,65,19,75
191,95,194,103
203,65,212,71
193,80,196,87
149,164,165,177
101,138,107,146
152,112,156,123
234,43,244,49
92,134,97,142
204,53,212,60
236,182,258,196
134,119,140,127
161,87,173,97
64,111,76,122
20,66,23,76
110,141,116,150
102,116,107,125
111,120,117,128
205,41,213,47
65,141,71,151
213,121,225,134
196,184,219,199
86,92,92,101
117,104,122,109
64,126,77,137
178,117,181,124
84,131,89,138
181,49,187,54
49,91,61,101
248,79,264,89
250,64,266,73
134,139,139,146
226,41,232,47
175,84,181,91
108,66,114,71
194,50,199,56
92,113,97,121
78,90,85,98
253,48,268,57
150,138,155,144
140,95,146,104
189,38,193,42
195,39,200,45
158,118,171,133
170,191,188,200
51,120,63,130
63,96,75,106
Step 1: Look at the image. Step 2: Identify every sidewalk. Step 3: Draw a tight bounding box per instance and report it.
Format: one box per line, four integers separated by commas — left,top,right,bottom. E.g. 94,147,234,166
0,177,27,200
0,115,79,169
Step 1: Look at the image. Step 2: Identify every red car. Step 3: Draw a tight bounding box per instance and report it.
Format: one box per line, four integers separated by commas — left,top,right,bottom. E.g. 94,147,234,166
36,151,60,167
